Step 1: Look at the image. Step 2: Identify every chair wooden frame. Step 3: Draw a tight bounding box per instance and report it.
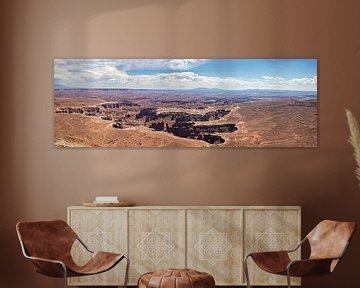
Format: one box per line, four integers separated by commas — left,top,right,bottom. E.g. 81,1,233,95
243,220,356,288
16,220,129,288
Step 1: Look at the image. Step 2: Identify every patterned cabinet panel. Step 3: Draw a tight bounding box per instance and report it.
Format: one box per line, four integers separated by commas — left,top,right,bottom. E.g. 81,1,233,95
187,209,243,285
128,209,186,284
68,208,127,286
244,209,301,286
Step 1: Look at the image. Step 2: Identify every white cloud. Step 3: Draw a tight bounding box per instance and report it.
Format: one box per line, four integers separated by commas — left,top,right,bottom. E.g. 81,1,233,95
262,75,317,90
55,59,208,73
168,59,207,70
262,76,286,81
54,60,317,91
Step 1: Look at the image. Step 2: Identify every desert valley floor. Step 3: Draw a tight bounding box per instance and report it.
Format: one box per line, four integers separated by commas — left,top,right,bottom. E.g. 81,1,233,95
54,89,317,148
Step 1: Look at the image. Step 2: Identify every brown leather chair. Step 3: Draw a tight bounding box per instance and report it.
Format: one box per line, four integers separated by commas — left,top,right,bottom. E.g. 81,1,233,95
244,220,356,288
16,220,129,288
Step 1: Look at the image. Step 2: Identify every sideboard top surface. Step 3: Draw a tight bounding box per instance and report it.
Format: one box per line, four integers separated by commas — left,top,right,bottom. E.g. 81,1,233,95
68,205,301,210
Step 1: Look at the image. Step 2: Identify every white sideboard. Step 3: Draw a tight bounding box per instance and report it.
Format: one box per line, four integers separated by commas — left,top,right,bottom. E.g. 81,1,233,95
67,206,301,286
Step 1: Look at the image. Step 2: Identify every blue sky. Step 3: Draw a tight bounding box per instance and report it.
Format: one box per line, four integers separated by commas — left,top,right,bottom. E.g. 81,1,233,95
54,59,317,91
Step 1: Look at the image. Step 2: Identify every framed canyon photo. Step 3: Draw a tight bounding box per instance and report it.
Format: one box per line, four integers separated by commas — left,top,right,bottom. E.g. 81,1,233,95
54,59,317,148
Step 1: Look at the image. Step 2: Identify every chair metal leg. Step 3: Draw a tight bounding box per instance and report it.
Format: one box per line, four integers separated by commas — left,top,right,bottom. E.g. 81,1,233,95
286,269,291,288
244,255,252,288
123,255,130,288
61,264,68,288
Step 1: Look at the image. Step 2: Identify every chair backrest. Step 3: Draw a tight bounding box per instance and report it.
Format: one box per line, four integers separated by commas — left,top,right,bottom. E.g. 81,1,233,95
307,220,356,261
16,220,77,261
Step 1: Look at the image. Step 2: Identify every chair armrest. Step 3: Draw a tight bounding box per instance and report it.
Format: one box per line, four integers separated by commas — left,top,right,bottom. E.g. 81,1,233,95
245,237,306,259
26,255,67,278
19,240,67,277
287,258,336,277
246,251,291,274
248,250,289,256
286,237,307,253
76,236,94,253
26,255,65,265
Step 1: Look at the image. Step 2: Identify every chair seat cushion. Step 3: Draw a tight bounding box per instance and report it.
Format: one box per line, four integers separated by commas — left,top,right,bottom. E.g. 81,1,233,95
138,268,215,288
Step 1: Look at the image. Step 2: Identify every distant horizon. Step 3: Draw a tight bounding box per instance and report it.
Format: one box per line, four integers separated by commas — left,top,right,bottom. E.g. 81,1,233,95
54,59,317,91
54,86,317,93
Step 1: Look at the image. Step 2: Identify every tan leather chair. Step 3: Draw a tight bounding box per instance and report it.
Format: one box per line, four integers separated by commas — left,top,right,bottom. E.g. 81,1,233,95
16,220,129,288
244,220,356,288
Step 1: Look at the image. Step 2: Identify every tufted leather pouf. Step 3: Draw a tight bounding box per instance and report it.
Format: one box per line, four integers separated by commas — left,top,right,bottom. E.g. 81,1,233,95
138,268,215,288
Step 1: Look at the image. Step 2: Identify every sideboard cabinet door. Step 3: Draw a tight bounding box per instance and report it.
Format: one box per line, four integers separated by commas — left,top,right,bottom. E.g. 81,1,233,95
243,208,301,286
187,209,243,285
68,208,128,286
128,209,186,284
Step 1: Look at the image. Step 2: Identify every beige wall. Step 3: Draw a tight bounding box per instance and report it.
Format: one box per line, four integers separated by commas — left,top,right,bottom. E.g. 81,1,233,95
1,0,360,287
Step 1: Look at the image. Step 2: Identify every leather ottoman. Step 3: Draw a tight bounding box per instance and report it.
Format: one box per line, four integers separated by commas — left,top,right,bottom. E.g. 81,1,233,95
138,268,215,288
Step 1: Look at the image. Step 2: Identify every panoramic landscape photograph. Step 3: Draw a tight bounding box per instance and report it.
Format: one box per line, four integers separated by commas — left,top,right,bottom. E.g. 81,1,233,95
54,59,317,148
